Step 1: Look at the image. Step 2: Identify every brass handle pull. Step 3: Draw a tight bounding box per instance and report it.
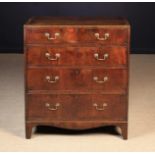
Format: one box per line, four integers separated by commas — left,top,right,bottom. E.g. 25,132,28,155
93,103,107,111
45,52,60,61
45,103,60,111
94,33,110,41
93,76,108,84
94,53,109,61
44,32,60,40
46,75,59,83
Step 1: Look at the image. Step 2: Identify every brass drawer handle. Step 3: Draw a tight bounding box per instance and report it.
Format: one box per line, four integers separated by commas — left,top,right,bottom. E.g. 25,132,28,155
44,32,60,40
46,75,59,83
94,33,110,41
94,53,109,61
93,103,107,111
45,52,60,61
93,76,108,84
45,103,60,111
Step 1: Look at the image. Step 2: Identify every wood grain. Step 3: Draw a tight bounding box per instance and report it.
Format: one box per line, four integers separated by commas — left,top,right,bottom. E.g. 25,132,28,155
26,45,127,67
24,16,130,139
25,27,129,45
27,94,127,121
26,68,127,93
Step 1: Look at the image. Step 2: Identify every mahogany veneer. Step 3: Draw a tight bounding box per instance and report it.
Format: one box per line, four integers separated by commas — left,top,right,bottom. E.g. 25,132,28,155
24,17,130,139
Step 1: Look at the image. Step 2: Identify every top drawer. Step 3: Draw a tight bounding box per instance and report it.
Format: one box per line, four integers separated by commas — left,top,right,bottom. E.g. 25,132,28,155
24,27,129,45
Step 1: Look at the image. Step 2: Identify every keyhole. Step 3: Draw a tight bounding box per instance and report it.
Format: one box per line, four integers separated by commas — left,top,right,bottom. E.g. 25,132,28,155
75,69,80,75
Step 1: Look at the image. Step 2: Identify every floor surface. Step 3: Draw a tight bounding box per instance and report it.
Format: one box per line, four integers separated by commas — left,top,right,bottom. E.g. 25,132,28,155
0,54,155,151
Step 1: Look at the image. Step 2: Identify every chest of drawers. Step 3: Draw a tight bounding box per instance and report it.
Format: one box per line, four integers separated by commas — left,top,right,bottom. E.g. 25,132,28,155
24,17,130,139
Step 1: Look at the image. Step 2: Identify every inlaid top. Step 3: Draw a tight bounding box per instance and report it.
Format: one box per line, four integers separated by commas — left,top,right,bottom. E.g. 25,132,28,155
25,16,130,27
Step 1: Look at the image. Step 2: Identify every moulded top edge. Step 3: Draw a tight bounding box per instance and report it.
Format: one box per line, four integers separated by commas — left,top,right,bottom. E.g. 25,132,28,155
24,16,130,27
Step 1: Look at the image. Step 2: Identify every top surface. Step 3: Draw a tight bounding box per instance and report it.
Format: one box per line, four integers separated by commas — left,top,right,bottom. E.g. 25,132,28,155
25,16,130,27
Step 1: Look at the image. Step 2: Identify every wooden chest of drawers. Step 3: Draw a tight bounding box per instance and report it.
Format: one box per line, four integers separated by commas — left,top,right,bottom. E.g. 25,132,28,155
24,17,130,139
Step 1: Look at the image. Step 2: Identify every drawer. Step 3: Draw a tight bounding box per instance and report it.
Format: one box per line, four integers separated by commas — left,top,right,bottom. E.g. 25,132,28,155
25,27,129,45
27,94,127,121
26,46,127,67
27,68,127,93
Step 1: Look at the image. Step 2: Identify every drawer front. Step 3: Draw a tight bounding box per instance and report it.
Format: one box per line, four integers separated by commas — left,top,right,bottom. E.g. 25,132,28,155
27,94,127,121
27,68,127,93
26,46,127,67
25,27,129,45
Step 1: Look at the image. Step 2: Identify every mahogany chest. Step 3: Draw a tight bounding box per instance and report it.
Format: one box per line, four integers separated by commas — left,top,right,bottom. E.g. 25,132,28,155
24,17,130,139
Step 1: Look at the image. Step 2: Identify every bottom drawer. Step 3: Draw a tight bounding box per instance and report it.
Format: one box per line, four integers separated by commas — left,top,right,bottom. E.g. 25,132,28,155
26,94,127,121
